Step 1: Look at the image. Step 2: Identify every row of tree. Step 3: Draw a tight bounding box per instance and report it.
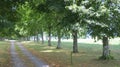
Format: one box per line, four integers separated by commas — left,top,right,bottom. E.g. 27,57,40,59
1,0,120,60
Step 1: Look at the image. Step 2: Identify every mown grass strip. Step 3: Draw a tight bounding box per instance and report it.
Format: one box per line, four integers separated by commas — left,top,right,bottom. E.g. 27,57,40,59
23,41,120,67
0,41,12,67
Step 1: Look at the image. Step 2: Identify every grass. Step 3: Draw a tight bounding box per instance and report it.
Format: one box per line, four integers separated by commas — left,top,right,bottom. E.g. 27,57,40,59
22,40,120,67
0,41,12,67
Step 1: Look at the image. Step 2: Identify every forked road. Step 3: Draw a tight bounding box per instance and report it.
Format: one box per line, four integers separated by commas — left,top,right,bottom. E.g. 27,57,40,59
10,40,49,67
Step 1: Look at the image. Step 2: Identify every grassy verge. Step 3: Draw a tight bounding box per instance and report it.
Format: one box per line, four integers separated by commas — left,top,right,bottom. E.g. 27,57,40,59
0,41,12,67
15,42,35,67
22,41,120,67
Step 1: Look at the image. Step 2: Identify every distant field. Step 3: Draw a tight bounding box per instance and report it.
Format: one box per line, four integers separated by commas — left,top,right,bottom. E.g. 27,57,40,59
22,39,120,67
61,38,120,45
0,41,11,67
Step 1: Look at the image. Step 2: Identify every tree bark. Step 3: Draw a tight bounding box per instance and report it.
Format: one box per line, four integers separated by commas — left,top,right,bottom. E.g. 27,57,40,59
41,30,44,44
21,37,23,41
34,36,36,42
27,36,30,41
36,34,39,43
102,36,110,57
48,28,51,46
56,30,61,49
72,29,78,53
23,37,26,41
0,37,2,41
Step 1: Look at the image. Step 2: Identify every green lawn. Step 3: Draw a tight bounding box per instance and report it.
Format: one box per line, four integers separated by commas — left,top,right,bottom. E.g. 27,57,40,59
0,41,11,67
22,40,120,67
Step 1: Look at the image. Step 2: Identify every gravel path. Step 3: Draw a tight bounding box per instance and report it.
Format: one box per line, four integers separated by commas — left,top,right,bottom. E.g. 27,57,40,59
10,41,49,67
10,41,26,67
17,42,49,67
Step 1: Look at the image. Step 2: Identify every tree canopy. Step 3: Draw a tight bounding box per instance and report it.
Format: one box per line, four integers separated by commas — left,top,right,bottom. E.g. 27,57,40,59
1,0,120,59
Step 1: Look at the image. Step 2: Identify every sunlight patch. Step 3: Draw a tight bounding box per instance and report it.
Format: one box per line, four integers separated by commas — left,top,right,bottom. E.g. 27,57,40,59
42,65,49,67
41,50,53,52
22,41,33,44
40,50,63,53
43,46,55,49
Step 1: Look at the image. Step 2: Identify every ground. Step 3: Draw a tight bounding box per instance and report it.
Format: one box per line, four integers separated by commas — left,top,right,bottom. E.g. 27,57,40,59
10,40,49,67
0,39,120,67
0,41,12,67
22,39,120,67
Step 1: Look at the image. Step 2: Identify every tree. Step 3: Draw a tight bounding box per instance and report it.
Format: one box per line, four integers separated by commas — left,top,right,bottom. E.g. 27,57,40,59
67,0,120,59
45,0,66,48
36,0,65,46
64,0,88,53
0,0,26,39
16,1,44,41
86,0,120,60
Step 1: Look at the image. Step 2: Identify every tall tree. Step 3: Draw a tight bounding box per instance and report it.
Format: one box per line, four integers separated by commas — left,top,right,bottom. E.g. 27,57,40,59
45,0,66,48
64,0,88,53
67,0,120,59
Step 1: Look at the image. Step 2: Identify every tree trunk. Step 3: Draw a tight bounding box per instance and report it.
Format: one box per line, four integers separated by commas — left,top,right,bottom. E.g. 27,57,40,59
25,37,27,41
21,37,24,41
41,31,44,44
102,36,110,57
99,36,114,60
56,30,61,49
72,29,78,53
23,37,26,41
0,37,2,41
34,36,36,42
27,36,30,41
48,28,51,46
36,34,39,43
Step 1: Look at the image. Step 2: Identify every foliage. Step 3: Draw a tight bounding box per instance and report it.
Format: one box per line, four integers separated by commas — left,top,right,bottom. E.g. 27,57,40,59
66,0,120,39
16,1,45,37
0,0,27,38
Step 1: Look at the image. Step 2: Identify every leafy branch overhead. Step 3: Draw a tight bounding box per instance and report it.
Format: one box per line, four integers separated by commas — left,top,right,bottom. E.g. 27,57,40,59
66,0,120,38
